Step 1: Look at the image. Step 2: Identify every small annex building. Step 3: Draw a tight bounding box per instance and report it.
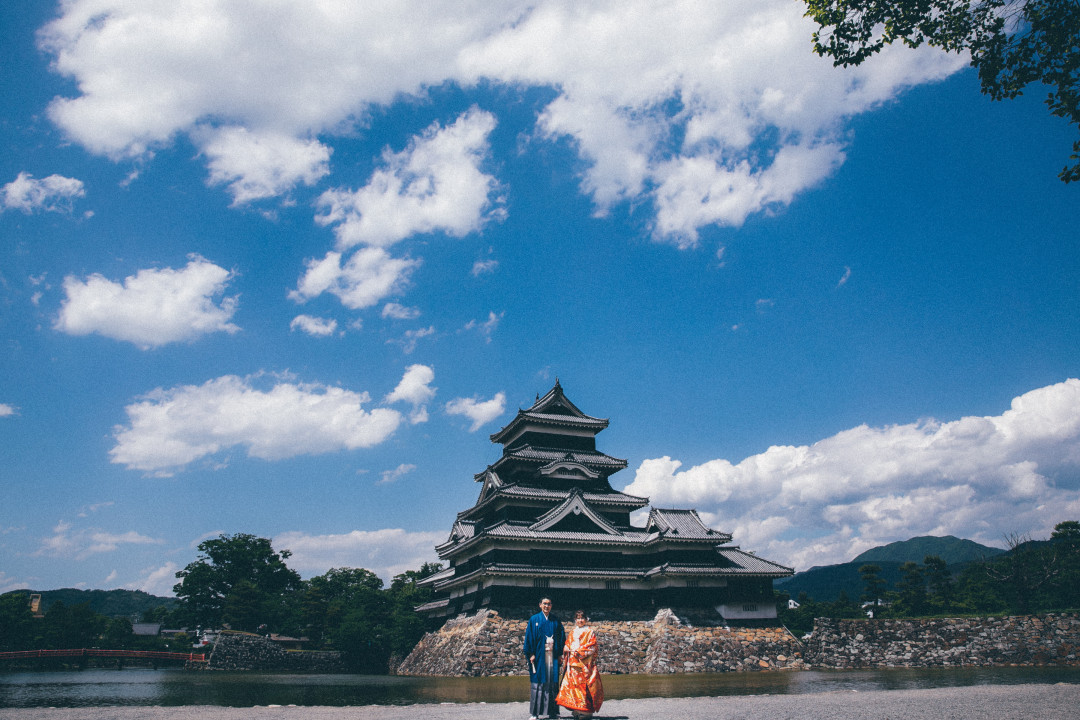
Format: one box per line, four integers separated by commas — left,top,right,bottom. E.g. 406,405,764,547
416,381,793,623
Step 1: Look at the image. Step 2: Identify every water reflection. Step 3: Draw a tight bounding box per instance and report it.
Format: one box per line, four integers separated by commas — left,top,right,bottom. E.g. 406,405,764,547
1,666,1078,708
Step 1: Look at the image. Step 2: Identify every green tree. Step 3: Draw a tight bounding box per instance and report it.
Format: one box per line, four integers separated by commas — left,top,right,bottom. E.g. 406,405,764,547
0,591,36,651
859,563,888,607
889,561,928,616
173,533,302,631
41,601,104,649
1048,519,1080,608
923,554,955,612
804,0,1080,182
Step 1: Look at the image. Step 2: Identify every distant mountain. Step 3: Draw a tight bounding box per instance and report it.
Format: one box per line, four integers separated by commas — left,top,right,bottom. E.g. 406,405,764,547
3,588,175,618
852,535,1004,565
774,535,1005,603
774,560,907,603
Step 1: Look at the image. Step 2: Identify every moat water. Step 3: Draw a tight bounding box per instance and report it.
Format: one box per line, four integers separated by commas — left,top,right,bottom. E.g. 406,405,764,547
2,666,1078,708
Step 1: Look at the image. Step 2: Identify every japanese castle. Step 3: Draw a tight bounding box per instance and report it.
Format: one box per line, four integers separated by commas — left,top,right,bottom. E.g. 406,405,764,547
417,381,792,621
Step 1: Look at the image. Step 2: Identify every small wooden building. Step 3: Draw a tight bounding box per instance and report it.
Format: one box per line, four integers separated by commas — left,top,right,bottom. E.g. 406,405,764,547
417,381,793,622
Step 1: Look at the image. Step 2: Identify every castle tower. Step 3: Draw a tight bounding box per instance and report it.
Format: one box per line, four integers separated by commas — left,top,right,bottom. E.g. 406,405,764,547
417,381,792,622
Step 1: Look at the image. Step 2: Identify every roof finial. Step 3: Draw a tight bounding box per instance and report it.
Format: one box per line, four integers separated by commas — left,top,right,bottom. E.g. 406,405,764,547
555,376,561,388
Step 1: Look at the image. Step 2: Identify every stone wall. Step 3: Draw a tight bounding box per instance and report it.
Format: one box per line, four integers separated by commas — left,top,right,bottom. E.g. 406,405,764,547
396,608,805,676
194,631,345,672
805,613,1080,668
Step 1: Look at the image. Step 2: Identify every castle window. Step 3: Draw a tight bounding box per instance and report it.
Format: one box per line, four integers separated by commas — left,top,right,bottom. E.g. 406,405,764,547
533,578,550,588
742,603,758,612
686,579,700,588
605,580,621,591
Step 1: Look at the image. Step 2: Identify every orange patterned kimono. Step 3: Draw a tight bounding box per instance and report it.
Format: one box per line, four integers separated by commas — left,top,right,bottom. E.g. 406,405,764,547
556,625,604,715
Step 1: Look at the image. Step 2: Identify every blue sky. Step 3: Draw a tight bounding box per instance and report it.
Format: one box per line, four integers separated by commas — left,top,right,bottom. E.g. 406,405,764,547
1,1,1078,596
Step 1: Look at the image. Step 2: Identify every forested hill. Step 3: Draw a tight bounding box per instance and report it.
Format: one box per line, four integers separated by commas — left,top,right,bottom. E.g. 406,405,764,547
5,588,176,618
852,536,1004,565
775,535,1004,603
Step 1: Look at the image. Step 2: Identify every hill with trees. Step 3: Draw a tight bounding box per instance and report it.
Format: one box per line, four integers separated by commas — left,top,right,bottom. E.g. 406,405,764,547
13,588,176,619
852,535,1004,565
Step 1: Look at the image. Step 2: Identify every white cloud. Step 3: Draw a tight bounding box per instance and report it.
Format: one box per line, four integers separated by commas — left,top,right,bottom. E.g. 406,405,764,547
315,108,504,249
290,248,420,310
126,562,180,597
0,572,31,594
382,302,421,320
471,258,499,276
199,126,331,205
445,391,506,432
2,171,85,213
838,266,852,287
290,314,338,337
385,364,436,424
0,404,17,418
462,311,503,343
55,256,239,349
39,1,965,240
623,379,1080,571
35,521,164,560
110,373,403,475
379,463,416,485
389,326,436,355
274,528,444,584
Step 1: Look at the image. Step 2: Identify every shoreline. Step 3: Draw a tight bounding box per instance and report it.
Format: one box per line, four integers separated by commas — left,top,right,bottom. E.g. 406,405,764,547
2,683,1078,720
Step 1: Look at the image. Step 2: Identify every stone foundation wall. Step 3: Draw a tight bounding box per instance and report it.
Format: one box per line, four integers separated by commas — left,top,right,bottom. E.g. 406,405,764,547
194,632,345,672
806,613,1080,668
397,608,805,676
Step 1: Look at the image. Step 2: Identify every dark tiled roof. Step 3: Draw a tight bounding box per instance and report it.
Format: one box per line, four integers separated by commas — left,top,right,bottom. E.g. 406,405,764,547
495,484,647,505
717,547,794,575
501,445,628,468
430,557,792,591
647,508,732,541
529,490,621,535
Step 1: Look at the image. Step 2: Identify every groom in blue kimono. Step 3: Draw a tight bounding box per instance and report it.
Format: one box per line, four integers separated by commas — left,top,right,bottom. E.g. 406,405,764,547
523,596,565,719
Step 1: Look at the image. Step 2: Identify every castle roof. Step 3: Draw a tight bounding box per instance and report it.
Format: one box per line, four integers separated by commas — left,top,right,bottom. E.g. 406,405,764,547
489,380,609,445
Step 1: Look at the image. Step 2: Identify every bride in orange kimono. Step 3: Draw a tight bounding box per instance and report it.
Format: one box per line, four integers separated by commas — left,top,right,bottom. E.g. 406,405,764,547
556,610,604,719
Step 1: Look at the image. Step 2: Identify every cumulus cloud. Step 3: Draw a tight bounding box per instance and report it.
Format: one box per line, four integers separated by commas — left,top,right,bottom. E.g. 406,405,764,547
290,314,338,337
385,364,435,424
199,126,331,205
35,520,164,560
2,172,85,213
462,311,503,343
446,391,506,432
110,373,404,475
389,326,435,355
315,108,503,249
274,528,444,584
623,379,1080,571
290,248,420,310
471,258,499,276
0,404,17,418
55,256,239,349
382,303,421,320
38,1,965,240
0,571,30,594
379,463,417,485
126,562,180,597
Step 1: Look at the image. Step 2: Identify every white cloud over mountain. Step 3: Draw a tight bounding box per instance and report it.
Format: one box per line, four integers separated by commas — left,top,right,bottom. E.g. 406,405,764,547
111,373,405,475
54,256,239,349
624,379,1080,571
38,0,965,242
274,528,444,584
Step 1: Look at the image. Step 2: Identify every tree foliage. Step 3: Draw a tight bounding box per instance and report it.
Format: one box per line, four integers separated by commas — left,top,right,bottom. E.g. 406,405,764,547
804,0,1080,182
173,533,302,631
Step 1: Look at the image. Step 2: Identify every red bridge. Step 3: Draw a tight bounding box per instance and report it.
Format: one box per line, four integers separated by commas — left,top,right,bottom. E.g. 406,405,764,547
0,649,205,663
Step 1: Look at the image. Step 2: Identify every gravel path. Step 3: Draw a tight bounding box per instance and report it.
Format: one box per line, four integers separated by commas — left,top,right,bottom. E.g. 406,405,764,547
2,683,1077,720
